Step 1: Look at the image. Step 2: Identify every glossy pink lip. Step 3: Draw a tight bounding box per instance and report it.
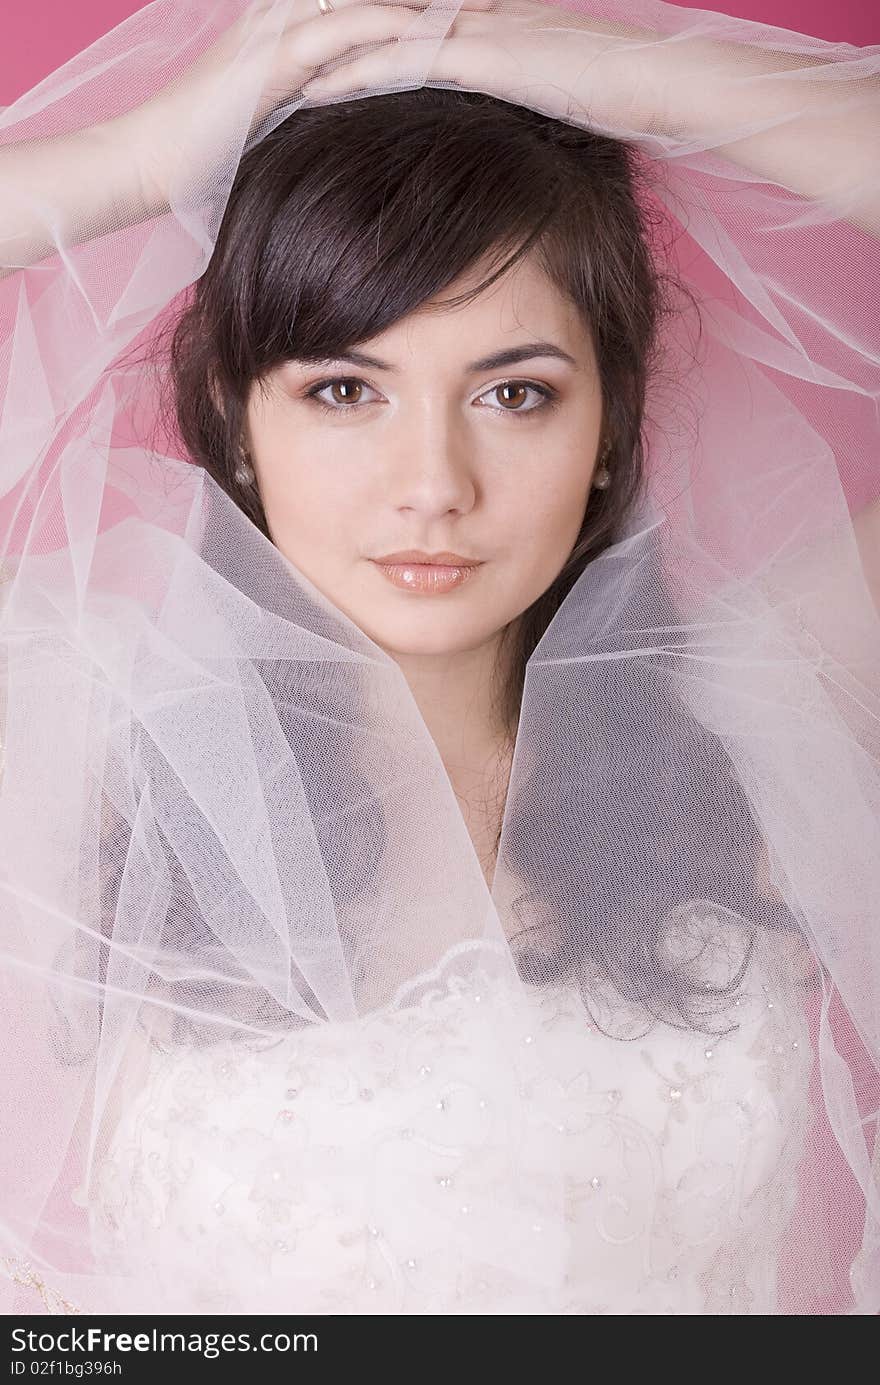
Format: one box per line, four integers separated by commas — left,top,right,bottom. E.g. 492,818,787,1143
369,557,483,595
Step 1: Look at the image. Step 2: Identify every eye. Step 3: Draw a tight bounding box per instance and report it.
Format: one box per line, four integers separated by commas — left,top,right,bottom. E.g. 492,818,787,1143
476,380,558,417
303,377,382,413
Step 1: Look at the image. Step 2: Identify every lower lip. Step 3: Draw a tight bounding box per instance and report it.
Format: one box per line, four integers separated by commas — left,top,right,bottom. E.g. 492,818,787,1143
370,561,482,593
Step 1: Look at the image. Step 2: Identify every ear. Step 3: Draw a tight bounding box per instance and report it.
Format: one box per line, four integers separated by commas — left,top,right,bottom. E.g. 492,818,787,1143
207,366,226,421
207,366,255,458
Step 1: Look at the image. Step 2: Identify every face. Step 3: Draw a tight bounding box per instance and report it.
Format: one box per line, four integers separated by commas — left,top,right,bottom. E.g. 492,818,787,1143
244,251,605,662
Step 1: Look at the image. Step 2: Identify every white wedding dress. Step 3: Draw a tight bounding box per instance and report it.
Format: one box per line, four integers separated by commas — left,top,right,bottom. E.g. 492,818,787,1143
88,914,814,1315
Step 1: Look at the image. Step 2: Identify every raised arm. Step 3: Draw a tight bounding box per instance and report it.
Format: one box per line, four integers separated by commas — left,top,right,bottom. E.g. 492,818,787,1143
0,117,166,283
0,0,442,281
298,3,880,240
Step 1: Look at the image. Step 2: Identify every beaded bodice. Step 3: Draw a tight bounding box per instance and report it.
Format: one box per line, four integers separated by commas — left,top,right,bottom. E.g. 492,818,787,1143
89,915,814,1314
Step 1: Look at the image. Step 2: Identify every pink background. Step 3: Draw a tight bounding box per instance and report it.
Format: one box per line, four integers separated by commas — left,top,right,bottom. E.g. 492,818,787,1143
1,0,877,1318
1,1,878,106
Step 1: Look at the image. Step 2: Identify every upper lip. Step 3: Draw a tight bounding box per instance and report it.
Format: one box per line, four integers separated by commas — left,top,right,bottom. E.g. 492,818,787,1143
371,550,482,567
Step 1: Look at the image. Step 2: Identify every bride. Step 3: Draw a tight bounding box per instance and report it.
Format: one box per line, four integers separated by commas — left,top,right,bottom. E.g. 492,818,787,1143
0,0,878,1316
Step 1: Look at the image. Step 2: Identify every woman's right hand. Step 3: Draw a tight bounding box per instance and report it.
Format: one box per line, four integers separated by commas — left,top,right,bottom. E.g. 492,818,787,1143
126,0,462,211
0,2,476,280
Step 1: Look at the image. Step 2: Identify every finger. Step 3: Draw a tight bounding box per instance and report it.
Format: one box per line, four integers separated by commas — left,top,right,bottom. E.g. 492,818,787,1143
287,0,490,14
280,2,457,75
301,34,494,98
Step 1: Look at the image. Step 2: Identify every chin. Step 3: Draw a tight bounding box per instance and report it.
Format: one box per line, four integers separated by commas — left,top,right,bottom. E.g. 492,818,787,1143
360,615,498,659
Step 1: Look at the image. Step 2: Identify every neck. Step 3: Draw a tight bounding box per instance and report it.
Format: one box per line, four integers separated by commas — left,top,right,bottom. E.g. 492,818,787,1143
391,630,514,764
389,630,519,871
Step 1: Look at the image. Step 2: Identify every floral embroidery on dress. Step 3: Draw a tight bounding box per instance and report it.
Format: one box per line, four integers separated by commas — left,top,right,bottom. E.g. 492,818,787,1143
88,909,813,1314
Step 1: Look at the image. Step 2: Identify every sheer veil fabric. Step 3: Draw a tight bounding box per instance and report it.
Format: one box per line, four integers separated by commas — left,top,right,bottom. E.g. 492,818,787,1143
0,0,878,1314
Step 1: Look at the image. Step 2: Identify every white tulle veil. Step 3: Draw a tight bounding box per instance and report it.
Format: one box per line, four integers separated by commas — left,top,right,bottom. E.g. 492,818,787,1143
0,0,878,1315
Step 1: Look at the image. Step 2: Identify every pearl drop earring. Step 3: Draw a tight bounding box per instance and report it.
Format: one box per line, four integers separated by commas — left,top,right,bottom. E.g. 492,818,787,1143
592,440,612,491
234,441,255,488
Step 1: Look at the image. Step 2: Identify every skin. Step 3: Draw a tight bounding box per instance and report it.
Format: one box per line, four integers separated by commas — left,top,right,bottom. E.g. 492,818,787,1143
244,248,605,879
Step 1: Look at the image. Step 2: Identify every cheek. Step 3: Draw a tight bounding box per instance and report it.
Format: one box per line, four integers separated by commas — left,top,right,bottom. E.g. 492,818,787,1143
252,434,361,543
512,457,593,562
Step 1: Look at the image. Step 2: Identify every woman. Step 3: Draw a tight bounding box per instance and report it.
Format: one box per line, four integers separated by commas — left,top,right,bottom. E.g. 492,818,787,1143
0,0,878,1315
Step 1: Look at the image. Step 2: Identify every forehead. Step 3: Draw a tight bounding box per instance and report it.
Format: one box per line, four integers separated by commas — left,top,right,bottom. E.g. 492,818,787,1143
367,251,593,360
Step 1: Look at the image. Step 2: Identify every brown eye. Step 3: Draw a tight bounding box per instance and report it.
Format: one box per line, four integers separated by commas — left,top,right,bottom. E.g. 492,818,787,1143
495,383,529,409
329,379,363,404
305,377,380,413
476,380,556,416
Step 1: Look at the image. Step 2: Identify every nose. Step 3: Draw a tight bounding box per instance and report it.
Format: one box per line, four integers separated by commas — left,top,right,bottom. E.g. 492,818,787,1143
387,398,477,518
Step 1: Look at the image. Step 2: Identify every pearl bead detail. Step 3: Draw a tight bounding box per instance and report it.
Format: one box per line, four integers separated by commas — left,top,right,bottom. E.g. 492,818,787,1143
89,906,812,1315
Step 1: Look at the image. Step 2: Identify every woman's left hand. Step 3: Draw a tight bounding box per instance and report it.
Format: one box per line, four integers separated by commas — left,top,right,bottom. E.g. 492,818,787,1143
299,1,880,237
300,1,668,137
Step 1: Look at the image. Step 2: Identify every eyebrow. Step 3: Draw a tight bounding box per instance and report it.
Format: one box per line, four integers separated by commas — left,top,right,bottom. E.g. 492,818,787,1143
295,341,580,374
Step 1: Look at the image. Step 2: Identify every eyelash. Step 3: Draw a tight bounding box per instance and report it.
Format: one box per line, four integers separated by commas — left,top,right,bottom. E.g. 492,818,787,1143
302,376,559,419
